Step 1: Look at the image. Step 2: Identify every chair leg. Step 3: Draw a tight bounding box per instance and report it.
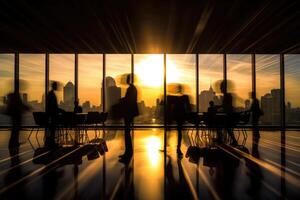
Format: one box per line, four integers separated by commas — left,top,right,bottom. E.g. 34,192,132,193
28,128,34,140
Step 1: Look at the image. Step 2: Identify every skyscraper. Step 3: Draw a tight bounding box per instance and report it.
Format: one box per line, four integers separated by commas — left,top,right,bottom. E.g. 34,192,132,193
63,81,75,110
101,76,121,116
198,85,220,112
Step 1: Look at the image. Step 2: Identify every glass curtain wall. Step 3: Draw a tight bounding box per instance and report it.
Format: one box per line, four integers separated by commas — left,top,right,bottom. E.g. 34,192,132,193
134,54,164,124
105,54,131,124
49,54,75,111
227,54,252,111
256,54,280,126
0,54,14,126
285,54,300,126
78,54,103,112
19,54,45,125
198,54,223,112
0,53,299,127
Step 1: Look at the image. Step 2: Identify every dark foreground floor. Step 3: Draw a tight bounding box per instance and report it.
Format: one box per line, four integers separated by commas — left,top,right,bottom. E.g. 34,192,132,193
0,128,299,200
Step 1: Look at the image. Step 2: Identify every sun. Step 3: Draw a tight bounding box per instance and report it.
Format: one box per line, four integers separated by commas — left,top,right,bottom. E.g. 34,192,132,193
135,55,179,87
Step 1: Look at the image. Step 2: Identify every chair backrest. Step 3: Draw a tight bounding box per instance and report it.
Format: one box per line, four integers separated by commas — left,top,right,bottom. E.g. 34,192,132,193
86,112,101,124
238,111,251,125
60,112,75,126
33,112,48,126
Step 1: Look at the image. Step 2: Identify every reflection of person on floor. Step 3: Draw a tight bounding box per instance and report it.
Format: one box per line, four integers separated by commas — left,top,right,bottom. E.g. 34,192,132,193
5,91,30,148
4,147,27,199
119,75,139,162
217,80,238,145
166,156,193,199
248,92,263,138
45,81,64,148
246,135,262,198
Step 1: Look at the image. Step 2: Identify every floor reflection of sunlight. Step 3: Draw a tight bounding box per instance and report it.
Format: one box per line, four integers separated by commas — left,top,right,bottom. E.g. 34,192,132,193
145,136,161,167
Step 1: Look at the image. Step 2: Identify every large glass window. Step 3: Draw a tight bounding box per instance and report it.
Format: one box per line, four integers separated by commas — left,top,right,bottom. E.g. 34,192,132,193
134,54,164,124
285,54,300,126
20,54,45,125
78,54,103,112
106,54,131,123
198,54,223,112
0,54,14,126
49,54,75,111
256,54,280,125
227,54,252,111
167,54,196,112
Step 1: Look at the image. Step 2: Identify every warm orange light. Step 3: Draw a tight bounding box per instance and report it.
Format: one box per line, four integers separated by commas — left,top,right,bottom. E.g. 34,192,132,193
135,55,180,87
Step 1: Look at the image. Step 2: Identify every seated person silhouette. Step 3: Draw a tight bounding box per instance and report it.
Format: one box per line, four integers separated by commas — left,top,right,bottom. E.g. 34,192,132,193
45,81,64,148
207,101,217,127
119,75,139,163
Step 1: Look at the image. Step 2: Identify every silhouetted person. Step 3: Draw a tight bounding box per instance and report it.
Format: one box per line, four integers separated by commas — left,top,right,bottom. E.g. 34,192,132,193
208,101,217,114
74,100,82,113
45,81,64,148
5,91,29,148
4,148,27,199
119,75,139,162
217,80,237,145
249,92,263,138
166,84,191,157
207,101,217,128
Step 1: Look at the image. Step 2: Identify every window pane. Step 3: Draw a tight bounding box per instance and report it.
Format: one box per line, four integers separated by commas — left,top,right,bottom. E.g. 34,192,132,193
166,54,196,112
106,54,131,123
20,54,45,125
134,54,164,124
0,54,14,126
227,54,252,111
256,54,280,125
78,54,102,112
49,54,74,111
198,54,223,112
285,54,300,126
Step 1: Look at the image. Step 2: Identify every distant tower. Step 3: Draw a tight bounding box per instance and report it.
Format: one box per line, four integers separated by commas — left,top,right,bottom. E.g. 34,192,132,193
22,93,28,104
198,83,217,112
101,77,121,115
63,81,75,105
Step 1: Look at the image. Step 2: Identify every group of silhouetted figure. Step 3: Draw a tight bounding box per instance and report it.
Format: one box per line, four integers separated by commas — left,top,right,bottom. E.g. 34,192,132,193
3,77,263,162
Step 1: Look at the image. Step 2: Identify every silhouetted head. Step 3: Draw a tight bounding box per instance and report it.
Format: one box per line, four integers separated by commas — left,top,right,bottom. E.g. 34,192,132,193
74,100,79,106
220,80,226,94
209,101,214,107
251,92,256,99
126,74,131,85
176,84,183,94
51,81,58,91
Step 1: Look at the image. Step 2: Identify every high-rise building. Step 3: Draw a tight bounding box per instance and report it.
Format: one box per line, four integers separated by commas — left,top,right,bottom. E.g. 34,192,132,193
101,77,121,116
63,81,75,111
198,85,220,112
260,89,281,125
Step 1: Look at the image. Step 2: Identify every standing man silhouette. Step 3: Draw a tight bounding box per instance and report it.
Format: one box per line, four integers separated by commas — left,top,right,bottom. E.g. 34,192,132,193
173,85,190,157
45,81,64,148
249,92,263,138
119,75,139,162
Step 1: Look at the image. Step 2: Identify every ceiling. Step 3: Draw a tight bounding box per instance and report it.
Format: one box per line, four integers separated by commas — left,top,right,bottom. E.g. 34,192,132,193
0,0,299,53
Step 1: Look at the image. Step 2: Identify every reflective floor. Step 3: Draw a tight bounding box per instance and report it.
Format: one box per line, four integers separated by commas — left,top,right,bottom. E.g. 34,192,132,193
0,128,300,199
